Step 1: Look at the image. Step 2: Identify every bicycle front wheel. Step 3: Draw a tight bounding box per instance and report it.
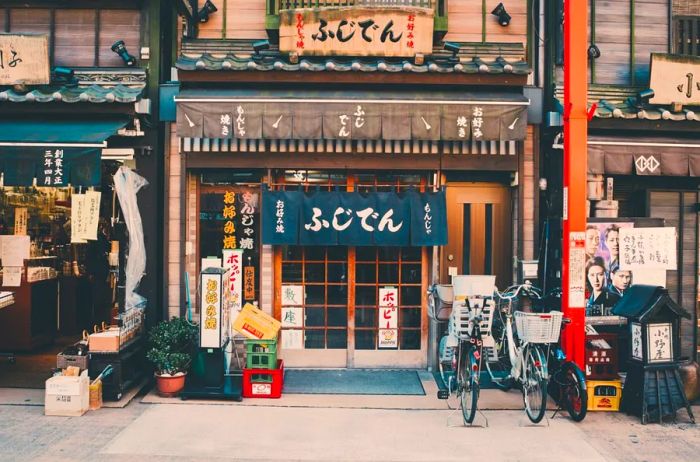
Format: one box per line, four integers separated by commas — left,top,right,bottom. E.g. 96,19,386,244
523,345,548,424
560,362,588,422
459,348,478,424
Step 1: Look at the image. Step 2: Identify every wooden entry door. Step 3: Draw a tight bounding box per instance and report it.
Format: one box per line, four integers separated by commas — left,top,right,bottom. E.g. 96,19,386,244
441,183,512,289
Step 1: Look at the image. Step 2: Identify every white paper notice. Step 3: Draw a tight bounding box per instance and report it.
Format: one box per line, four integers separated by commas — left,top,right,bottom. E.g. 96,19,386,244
281,307,303,328
0,235,30,267
281,285,304,306
71,194,87,243
378,328,398,348
14,207,27,235
3,267,22,287
568,232,586,308
619,227,677,270
82,191,101,240
281,329,303,349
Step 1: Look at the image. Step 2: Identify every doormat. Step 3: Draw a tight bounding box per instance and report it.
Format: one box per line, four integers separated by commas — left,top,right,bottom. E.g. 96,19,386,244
433,370,510,390
283,369,426,395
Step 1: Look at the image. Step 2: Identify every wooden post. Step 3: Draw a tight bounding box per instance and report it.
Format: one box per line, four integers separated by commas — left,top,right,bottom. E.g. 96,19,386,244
561,0,588,368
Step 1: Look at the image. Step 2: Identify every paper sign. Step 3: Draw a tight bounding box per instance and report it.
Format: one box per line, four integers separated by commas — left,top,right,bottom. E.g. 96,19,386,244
82,191,101,240
631,322,643,361
281,307,303,328
281,285,304,306
0,235,30,267
71,194,87,243
619,227,676,270
14,208,27,235
568,232,586,308
200,272,222,348
378,328,398,348
448,266,458,277
281,329,304,349
378,287,398,329
2,267,22,287
223,249,244,312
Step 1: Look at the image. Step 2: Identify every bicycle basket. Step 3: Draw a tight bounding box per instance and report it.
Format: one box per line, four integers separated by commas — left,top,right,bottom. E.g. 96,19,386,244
430,285,453,322
513,311,563,344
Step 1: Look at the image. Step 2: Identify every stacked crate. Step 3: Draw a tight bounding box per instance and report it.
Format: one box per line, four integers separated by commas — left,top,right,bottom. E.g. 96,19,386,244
585,333,622,411
242,336,284,398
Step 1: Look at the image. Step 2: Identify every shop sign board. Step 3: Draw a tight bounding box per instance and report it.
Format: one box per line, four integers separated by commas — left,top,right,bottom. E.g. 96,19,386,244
568,231,586,308
647,323,673,363
262,189,447,247
649,53,700,106
14,208,27,236
378,287,398,329
200,272,223,349
619,227,676,270
631,322,643,361
223,249,243,312
0,34,50,85
279,7,433,58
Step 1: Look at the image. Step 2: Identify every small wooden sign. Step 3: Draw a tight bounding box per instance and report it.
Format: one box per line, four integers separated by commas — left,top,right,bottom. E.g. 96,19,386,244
0,34,50,85
649,53,700,106
244,266,255,301
280,7,434,58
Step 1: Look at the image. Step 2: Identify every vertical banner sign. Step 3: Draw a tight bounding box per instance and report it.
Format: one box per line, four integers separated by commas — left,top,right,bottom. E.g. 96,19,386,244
631,323,643,361
14,208,27,235
222,191,237,250
244,266,255,301
42,149,67,186
201,272,222,348
261,188,302,245
238,190,257,251
223,249,243,312
83,191,101,241
71,194,87,244
281,285,304,306
378,286,399,348
568,232,586,308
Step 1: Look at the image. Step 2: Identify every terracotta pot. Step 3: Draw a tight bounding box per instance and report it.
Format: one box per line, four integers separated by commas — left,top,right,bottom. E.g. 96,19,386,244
155,373,187,397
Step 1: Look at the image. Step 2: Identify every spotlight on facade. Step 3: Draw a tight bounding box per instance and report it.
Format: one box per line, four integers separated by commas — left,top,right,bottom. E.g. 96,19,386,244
443,41,461,63
198,1,218,23
253,39,271,55
53,67,76,85
636,89,655,108
587,43,601,60
491,3,511,27
111,40,137,67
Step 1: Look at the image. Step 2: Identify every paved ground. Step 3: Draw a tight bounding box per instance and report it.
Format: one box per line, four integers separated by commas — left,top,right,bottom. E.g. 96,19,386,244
0,392,698,462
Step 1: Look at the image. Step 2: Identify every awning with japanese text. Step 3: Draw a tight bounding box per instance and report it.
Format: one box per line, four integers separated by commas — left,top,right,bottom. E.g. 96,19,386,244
176,89,529,143
261,187,447,247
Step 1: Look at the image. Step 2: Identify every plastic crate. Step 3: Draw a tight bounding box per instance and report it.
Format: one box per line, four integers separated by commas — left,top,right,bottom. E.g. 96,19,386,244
587,379,622,412
585,333,619,380
243,359,284,399
245,338,278,369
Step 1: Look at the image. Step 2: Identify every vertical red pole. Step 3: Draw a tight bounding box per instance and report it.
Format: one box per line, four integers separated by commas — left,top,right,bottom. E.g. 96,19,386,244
561,0,588,368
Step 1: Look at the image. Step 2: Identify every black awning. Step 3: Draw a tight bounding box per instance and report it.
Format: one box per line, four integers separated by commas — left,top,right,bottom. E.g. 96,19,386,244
588,136,700,177
175,89,529,142
0,117,129,186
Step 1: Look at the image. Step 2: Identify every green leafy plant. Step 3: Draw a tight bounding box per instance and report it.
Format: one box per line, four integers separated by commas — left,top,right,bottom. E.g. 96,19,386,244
146,317,198,375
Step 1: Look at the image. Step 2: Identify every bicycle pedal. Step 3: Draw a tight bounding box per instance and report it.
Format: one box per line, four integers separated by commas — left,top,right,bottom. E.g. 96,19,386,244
437,390,450,400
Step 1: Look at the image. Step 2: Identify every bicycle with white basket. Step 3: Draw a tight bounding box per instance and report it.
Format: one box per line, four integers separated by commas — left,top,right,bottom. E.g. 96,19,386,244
486,282,563,423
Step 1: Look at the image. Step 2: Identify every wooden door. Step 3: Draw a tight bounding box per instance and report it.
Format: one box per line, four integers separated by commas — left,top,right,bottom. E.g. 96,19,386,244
441,183,512,289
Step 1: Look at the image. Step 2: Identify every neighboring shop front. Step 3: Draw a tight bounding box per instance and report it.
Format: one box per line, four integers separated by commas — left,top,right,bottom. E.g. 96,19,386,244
165,3,540,369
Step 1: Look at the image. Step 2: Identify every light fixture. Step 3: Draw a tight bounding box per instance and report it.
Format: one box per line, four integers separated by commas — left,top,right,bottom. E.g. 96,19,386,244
636,88,655,108
253,39,270,55
198,0,218,23
587,44,601,60
52,67,77,86
491,3,511,27
111,40,136,67
443,41,461,64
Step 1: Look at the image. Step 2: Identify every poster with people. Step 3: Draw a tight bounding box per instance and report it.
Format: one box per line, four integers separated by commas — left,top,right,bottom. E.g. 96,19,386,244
584,222,634,315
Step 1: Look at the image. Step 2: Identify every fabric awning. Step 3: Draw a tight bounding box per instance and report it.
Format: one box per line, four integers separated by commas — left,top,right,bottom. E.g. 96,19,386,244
175,89,529,142
0,117,129,186
588,136,700,177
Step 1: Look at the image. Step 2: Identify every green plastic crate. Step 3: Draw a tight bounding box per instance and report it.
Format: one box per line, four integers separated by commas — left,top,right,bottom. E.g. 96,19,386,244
245,338,278,369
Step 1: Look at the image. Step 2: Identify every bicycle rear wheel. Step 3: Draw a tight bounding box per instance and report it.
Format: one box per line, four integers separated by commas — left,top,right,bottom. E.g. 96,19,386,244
560,362,587,422
459,347,478,424
523,345,547,424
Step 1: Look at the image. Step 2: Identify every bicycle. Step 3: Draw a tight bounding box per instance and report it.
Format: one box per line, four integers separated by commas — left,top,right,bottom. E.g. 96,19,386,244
428,284,488,425
485,282,562,423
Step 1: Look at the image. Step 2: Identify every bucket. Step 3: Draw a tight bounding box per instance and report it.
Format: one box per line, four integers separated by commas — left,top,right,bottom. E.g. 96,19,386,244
89,379,102,410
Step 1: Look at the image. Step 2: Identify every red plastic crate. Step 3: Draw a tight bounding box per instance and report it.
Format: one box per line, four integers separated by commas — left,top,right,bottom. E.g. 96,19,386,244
242,359,284,399
585,333,619,380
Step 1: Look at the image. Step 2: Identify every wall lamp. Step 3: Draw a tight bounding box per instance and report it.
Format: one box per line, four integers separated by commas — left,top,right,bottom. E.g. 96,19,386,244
491,3,511,27
588,44,601,60
636,89,655,108
443,41,461,63
198,1,218,23
111,40,137,67
253,39,270,55
52,67,77,86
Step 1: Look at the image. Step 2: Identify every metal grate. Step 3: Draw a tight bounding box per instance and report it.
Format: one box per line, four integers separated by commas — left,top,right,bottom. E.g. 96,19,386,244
675,16,700,56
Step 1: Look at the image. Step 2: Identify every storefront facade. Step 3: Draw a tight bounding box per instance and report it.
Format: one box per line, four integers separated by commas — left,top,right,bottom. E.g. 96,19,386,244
165,1,541,368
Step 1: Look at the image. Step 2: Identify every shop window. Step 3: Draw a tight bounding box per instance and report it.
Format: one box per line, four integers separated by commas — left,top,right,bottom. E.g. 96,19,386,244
675,16,700,56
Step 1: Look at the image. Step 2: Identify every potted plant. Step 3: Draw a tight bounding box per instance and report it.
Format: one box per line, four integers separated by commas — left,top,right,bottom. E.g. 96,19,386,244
146,317,198,397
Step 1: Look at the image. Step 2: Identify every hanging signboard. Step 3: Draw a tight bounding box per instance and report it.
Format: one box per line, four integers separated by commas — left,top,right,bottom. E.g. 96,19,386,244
619,227,677,270
262,188,447,247
649,53,700,106
14,208,27,236
378,287,398,329
244,266,255,301
222,249,244,312
0,34,50,85
279,7,433,58
200,271,223,349
631,322,643,361
568,231,586,308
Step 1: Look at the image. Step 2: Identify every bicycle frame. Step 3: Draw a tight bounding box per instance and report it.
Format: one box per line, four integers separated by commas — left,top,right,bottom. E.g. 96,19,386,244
502,297,549,386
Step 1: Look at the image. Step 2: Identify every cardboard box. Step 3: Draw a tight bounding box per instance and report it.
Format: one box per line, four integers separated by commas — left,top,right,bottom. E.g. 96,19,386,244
233,303,281,340
88,328,120,352
45,370,89,416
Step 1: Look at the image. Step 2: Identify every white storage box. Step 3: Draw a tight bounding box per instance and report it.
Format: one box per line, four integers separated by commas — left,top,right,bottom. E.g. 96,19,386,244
45,370,89,417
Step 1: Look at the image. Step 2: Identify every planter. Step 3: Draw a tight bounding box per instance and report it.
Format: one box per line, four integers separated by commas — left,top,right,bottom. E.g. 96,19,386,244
155,372,187,397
